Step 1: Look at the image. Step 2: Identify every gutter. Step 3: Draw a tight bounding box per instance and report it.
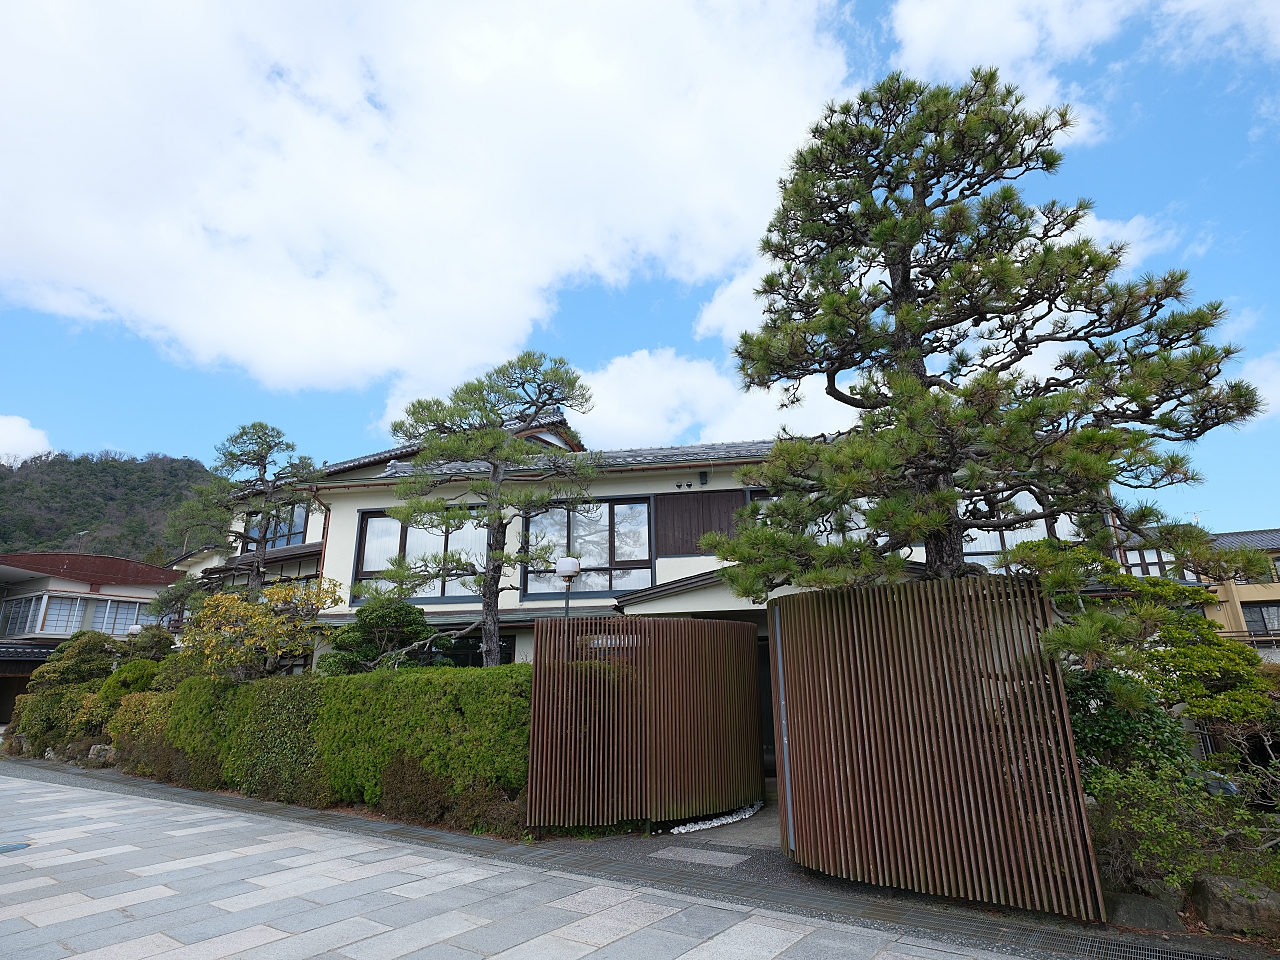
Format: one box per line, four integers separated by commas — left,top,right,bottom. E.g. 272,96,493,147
308,455,771,492
308,487,333,582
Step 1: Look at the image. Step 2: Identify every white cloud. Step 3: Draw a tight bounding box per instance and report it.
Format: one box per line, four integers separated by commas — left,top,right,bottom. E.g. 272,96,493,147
694,258,769,349
1080,212,1182,269
889,0,1144,140
0,2,851,420
888,1,1280,144
575,348,852,449
1242,349,1280,421
0,415,51,466
1156,1,1280,61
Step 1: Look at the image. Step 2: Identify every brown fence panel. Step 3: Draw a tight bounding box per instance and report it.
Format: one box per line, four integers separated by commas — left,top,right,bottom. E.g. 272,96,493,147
769,576,1105,922
528,616,763,827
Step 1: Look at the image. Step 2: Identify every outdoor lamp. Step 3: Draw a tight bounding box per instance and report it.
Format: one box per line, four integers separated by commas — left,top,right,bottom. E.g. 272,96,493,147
126,624,143,636
555,556,581,618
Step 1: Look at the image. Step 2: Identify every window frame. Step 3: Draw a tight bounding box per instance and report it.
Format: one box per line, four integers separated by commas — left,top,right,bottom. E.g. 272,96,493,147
352,508,486,604
242,503,309,553
521,497,655,598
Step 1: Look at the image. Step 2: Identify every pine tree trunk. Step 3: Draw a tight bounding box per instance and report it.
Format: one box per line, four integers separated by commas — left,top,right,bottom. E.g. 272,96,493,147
480,516,506,667
924,520,967,579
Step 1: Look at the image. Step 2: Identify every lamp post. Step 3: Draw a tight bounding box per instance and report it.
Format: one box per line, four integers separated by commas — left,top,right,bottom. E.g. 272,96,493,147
555,556,580,618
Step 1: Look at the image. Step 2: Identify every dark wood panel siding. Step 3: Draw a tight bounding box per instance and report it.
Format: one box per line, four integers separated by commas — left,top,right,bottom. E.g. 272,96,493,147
654,490,745,556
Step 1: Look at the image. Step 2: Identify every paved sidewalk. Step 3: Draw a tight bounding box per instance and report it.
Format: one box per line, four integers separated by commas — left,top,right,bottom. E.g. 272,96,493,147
0,772,1024,960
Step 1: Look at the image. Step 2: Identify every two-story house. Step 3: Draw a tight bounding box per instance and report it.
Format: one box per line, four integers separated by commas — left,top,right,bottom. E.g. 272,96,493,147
309,437,775,665
0,553,181,723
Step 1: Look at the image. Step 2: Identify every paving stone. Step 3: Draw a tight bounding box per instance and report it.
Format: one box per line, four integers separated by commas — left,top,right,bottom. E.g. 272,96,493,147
227,916,392,959
456,879,585,919
445,904,581,955
778,927,890,959
677,918,808,958
651,904,748,939
337,909,490,960
648,846,751,867
0,766,1188,960
586,926,703,960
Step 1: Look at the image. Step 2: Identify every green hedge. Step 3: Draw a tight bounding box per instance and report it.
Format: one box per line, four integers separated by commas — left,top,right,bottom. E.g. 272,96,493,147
317,665,532,805
102,664,533,837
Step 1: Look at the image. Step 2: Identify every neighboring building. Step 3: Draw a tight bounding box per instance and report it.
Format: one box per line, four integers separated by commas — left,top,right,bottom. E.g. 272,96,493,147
0,553,182,723
1203,529,1280,661
311,439,777,665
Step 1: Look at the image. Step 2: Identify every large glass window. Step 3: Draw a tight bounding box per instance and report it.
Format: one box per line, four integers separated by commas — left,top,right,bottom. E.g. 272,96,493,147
90,600,159,635
243,503,309,552
356,511,484,598
525,500,652,594
41,597,85,634
0,596,40,636
1244,603,1280,636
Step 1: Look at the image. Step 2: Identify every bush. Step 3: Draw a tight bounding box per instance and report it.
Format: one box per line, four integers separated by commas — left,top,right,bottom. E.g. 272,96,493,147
223,676,330,806
164,677,234,790
1064,669,1192,772
315,664,532,805
14,683,101,756
1087,763,1265,890
379,753,527,840
317,595,447,674
108,691,178,780
98,659,159,708
26,631,115,692
93,664,532,838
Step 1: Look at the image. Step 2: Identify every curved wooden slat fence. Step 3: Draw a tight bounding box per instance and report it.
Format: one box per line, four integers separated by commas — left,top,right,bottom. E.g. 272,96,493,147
769,576,1105,922
528,616,762,828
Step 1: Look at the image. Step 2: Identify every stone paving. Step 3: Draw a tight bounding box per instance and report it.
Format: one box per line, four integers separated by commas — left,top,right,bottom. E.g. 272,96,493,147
0,772,1028,960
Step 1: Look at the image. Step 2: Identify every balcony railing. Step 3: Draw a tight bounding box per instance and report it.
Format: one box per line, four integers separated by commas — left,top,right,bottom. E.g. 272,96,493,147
1216,630,1280,648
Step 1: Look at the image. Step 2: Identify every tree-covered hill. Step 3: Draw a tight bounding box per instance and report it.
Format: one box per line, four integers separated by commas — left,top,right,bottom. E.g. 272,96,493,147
0,452,213,562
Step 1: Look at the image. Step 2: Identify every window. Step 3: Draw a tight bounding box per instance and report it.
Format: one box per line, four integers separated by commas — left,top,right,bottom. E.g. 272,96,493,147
0,596,40,637
41,597,85,634
1119,548,1173,579
355,510,485,598
1243,603,1280,636
243,503,308,552
90,600,158,635
525,500,652,594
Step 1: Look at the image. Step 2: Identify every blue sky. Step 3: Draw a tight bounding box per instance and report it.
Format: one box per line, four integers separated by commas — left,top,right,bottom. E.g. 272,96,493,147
0,1,1278,533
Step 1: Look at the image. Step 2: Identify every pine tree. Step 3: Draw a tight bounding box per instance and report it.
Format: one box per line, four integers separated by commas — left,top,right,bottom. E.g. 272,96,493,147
709,69,1260,599
390,352,598,667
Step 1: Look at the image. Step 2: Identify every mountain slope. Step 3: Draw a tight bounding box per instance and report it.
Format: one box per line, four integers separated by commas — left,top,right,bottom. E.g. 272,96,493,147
0,451,213,561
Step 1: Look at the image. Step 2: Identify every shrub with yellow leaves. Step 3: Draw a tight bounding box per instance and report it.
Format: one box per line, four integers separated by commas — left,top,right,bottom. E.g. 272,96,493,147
177,579,344,681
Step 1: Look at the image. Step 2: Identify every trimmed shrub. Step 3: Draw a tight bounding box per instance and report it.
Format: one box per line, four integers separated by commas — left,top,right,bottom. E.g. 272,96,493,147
379,754,527,840
98,659,159,708
70,663,533,840
223,676,330,807
108,692,179,780
14,682,102,757
315,664,532,806
164,677,234,791
26,631,114,692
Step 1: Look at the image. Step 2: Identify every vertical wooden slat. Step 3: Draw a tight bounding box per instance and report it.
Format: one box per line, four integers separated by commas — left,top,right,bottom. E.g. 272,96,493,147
766,575,1105,922
527,616,763,829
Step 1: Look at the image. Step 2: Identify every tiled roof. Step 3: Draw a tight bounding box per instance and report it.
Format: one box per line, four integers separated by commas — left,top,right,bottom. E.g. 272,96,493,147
0,640,59,661
201,541,322,575
1213,529,1280,551
368,440,776,479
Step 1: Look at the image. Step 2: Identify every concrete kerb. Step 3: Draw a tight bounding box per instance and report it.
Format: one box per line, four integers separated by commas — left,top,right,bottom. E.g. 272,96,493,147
0,756,1265,960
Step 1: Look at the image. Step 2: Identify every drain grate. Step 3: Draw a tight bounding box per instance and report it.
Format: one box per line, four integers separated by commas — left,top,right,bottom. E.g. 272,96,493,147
0,843,30,854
